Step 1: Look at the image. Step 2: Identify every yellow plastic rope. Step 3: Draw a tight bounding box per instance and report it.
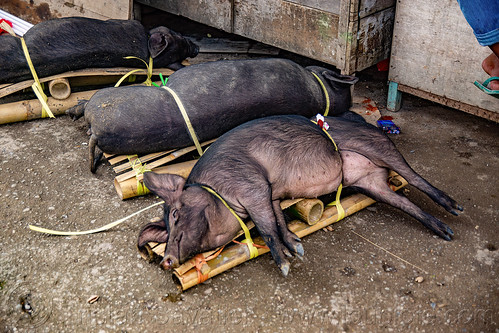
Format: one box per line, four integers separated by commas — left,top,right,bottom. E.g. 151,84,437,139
310,120,338,151
1,22,54,118
311,118,344,220
311,72,330,116
201,186,259,259
326,183,345,221
28,201,164,236
115,56,153,87
128,155,151,196
162,86,204,157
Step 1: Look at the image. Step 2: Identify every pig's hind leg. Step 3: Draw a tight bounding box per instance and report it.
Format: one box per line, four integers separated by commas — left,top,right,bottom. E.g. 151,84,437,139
342,153,454,241
88,134,103,173
350,129,463,216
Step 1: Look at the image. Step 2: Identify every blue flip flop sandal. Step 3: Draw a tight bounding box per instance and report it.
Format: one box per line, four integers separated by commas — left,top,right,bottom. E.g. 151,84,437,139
474,76,499,96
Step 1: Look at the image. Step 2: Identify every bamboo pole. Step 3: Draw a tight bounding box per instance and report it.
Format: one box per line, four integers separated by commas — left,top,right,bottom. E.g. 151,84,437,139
172,174,408,290
0,89,97,124
48,78,71,100
286,198,324,225
114,159,197,200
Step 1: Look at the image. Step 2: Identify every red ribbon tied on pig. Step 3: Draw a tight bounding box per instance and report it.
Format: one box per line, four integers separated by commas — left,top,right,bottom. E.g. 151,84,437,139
315,114,329,130
0,19,13,35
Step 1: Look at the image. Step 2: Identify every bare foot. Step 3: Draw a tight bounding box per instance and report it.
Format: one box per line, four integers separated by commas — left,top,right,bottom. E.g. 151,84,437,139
481,45,499,90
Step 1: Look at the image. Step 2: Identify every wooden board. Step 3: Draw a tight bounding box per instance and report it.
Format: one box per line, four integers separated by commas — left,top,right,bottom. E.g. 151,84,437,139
137,0,233,32
5,0,131,23
388,0,499,116
135,0,396,74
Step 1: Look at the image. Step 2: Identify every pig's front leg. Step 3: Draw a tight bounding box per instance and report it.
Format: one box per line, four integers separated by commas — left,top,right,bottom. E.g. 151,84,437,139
272,200,304,259
245,200,299,276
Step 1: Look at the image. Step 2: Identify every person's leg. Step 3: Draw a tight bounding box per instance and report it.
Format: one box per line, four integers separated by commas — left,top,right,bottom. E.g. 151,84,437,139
457,0,499,90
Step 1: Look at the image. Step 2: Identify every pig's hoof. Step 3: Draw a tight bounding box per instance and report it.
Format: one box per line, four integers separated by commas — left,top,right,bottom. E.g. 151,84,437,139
434,223,454,241
294,243,304,260
450,204,464,216
279,261,290,277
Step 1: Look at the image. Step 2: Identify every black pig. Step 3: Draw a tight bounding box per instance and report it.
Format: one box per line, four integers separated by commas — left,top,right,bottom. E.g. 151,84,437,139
66,58,358,172
139,115,462,276
0,17,199,84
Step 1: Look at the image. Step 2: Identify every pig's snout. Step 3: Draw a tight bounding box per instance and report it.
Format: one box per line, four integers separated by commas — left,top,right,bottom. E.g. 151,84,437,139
189,41,200,57
160,255,179,270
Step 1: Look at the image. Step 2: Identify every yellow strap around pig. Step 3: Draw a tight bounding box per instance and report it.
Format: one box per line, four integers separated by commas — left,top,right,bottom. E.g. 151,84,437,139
327,183,345,221
311,72,330,116
310,120,338,151
200,185,259,259
311,117,343,219
1,21,54,118
162,86,204,157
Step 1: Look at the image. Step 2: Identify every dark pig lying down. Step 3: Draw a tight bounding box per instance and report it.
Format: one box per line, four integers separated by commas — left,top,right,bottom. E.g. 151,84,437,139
0,16,199,84
138,114,463,276
66,58,358,172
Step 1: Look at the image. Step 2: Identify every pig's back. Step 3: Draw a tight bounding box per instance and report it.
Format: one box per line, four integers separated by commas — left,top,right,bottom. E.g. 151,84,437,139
189,115,342,199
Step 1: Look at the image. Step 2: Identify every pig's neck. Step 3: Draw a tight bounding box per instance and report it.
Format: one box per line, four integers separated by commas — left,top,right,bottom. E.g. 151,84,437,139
204,194,247,249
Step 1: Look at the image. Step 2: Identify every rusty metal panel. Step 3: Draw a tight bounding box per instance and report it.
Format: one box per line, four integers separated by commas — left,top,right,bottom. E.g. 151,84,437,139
233,0,340,68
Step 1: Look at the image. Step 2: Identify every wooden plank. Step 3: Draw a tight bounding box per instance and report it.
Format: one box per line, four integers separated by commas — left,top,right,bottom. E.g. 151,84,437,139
111,150,174,172
358,0,395,19
388,0,499,115
233,0,341,70
398,84,499,123
284,0,340,14
135,0,233,32
114,139,216,183
189,37,280,55
10,0,130,22
354,7,395,73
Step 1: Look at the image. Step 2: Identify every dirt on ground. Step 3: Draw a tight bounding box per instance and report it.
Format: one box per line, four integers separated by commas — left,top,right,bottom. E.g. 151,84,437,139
1,10,498,333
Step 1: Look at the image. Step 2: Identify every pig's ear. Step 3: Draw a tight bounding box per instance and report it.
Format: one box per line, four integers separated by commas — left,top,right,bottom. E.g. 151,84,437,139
137,220,168,249
143,172,186,204
148,32,169,58
322,70,359,85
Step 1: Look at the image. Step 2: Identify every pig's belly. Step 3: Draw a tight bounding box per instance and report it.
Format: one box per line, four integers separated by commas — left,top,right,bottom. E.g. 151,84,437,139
271,162,343,200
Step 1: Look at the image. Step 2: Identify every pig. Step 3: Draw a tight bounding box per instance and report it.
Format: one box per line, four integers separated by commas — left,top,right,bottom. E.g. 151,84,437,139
0,16,199,84
138,114,462,276
66,58,358,172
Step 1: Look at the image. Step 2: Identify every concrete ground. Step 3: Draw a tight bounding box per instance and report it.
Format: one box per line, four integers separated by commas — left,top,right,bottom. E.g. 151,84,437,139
0,10,498,333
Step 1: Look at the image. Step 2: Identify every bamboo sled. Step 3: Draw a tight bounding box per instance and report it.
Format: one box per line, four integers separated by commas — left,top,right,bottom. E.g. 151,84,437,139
140,172,407,290
0,66,179,125
109,139,216,200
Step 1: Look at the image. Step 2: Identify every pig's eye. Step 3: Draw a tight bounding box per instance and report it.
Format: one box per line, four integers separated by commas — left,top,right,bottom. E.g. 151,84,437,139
171,209,179,222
